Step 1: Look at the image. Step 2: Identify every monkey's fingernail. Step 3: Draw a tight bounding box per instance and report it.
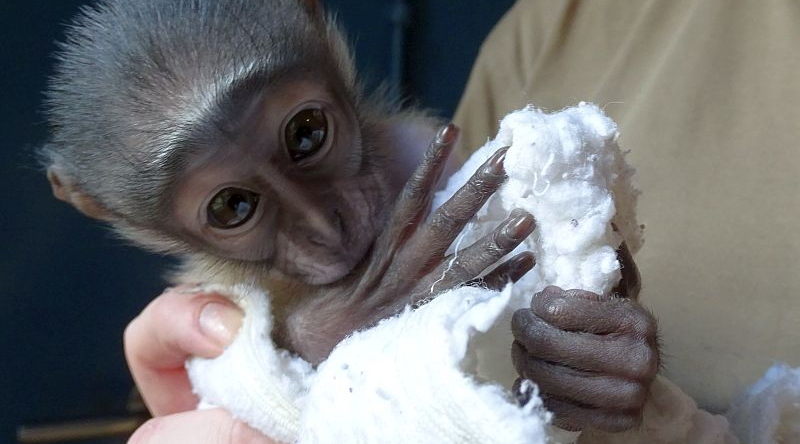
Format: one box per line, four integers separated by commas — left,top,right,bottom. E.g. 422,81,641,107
503,211,535,241
485,147,509,175
199,302,244,348
509,251,536,271
435,123,459,145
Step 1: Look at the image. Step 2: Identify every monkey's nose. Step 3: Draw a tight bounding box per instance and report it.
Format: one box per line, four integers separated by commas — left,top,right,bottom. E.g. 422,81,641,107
306,211,345,249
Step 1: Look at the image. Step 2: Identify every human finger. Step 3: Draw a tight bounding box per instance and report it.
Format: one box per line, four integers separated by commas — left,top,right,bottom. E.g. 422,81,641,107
124,287,243,416
127,408,280,444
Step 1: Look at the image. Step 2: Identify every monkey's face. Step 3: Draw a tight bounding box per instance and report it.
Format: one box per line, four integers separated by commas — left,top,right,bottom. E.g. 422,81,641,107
171,80,391,285
42,0,403,285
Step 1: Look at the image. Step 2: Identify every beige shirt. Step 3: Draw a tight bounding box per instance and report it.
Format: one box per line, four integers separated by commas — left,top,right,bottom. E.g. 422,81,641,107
454,0,800,412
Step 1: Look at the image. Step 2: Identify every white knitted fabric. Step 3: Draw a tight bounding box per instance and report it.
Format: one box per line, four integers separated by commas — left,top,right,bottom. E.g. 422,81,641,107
186,104,640,444
187,283,313,443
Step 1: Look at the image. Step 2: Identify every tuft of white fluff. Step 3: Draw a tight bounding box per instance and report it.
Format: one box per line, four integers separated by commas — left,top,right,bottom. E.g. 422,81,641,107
434,103,641,296
726,363,800,444
187,104,638,444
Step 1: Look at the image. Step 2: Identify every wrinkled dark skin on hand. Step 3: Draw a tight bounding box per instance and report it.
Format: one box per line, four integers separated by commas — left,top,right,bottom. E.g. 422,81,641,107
512,245,659,432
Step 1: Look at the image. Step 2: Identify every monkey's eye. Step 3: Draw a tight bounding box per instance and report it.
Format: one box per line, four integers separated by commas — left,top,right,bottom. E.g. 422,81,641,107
207,187,260,229
285,108,328,162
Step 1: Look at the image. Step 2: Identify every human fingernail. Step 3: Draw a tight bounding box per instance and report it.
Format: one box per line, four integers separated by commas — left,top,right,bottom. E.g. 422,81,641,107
199,302,244,348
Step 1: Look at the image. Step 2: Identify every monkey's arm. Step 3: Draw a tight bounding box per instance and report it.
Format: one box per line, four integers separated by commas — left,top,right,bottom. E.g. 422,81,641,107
278,125,536,364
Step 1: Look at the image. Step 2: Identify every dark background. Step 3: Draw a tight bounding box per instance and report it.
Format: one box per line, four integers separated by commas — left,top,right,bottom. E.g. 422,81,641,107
1,1,515,442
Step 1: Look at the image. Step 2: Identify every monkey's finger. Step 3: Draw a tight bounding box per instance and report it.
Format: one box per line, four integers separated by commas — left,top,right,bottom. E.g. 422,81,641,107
128,408,280,444
530,286,658,337
124,287,243,416
612,241,641,299
379,124,458,252
420,211,535,296
530,389,642,433
409,146,509,260
466,251,536,290
511,310,659,380
511,342,648,414
512,376,638,433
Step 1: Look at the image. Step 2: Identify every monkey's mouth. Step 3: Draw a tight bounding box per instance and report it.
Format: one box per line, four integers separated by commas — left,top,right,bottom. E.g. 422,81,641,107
285,245,362,285
279,212,372,285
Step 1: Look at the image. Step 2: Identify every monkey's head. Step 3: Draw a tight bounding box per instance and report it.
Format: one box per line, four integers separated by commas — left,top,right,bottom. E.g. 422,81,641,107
43,0,402,285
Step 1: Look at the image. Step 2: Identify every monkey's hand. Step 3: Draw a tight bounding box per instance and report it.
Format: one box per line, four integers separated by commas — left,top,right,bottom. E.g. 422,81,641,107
289,124,536,363
510,248,658,433
351,124,537,314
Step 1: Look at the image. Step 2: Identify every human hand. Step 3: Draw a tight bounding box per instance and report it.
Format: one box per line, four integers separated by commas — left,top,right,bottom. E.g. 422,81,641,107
124,286,281,444
284,124,537,363
511,251,658,433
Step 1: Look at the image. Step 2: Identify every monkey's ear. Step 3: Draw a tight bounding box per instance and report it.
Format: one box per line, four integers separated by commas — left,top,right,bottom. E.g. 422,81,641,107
47,167,111,221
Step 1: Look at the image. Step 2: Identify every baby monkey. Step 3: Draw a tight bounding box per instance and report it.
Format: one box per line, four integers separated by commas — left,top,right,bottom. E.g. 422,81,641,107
43,0,658,433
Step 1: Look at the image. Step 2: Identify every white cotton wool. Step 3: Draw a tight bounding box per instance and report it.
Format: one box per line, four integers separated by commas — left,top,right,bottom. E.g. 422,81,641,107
186,104,638,444
433,103,641,296
726,363,800,444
